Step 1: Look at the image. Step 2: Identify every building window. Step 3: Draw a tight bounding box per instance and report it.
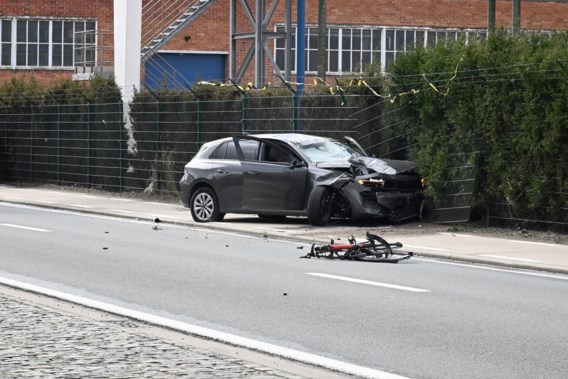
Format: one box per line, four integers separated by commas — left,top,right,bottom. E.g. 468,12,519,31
275,25,486,74
0,18,96,69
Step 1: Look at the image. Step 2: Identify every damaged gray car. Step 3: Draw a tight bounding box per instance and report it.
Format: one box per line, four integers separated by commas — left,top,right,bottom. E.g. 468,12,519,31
180,133,424,226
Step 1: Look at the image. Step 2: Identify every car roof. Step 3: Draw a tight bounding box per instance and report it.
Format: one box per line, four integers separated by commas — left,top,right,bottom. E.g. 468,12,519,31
250,133,335,144
202,133,335,149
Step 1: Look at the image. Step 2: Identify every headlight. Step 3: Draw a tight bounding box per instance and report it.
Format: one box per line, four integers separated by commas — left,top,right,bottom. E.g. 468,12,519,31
357,178,385,188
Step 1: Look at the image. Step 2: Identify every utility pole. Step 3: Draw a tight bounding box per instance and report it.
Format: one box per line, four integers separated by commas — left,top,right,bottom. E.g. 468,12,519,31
512,0,521,35
317,0,327,80
488,0,496,34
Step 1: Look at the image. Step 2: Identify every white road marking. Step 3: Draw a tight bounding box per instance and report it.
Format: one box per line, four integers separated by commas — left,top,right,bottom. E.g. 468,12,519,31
307,273,430,293
0,223,51,232
404,244,449,252
481,254,542,263
109,209,134,214
0,276,409,379
415,258,568,281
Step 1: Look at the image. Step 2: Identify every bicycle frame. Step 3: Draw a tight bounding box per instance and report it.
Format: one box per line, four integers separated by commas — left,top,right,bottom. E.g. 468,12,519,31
301,232,413,263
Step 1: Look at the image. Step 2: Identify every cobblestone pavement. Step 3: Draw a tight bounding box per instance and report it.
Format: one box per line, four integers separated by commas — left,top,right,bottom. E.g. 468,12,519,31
0,290,311,379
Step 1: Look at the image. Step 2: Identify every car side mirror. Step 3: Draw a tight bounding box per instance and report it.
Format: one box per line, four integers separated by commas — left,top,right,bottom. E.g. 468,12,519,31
290,159,304,169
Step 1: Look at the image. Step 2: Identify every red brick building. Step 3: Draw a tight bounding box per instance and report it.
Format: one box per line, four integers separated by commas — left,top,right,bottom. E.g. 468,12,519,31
1,0,567,87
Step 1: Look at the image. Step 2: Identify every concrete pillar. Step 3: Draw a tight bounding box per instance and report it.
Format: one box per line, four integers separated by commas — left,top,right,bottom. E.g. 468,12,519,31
113,0,142,104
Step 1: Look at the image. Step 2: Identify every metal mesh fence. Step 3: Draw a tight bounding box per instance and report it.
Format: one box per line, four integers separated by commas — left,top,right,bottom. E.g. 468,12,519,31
487,160,568,233
1,94,566,232
1,94,377,197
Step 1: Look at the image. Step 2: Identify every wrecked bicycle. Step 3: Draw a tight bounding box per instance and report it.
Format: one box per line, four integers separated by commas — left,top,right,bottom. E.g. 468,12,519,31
301,232,414,263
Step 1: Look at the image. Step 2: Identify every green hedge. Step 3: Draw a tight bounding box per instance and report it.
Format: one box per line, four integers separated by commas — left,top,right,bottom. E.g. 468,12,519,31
384,31,568,220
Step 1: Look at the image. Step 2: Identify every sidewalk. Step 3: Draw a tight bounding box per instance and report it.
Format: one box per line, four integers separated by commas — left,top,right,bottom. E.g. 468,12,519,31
2,184,568,275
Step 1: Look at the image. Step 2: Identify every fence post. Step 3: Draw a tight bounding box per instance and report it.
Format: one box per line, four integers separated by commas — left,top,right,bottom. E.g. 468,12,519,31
242,95,248,133
118,99,124,192
196,98,202,148
80,93,92,187
277,76,299,132
18,94,34,180
47,91,61,184
293,94,299,133
144,86,162,191
183,84,202,149
229,79,247,133
0,98,6,178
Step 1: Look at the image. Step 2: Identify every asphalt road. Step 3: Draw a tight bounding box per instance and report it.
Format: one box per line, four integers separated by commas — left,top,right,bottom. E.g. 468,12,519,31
1,203,568,378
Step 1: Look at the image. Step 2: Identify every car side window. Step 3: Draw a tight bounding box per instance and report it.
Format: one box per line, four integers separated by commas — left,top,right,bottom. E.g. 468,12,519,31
261,143,291,164
208,141,238,160
209,142,227,159
224,142,239,160
239,140,260,161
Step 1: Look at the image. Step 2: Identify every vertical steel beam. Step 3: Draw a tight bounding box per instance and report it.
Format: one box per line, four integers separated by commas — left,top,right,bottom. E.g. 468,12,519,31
512,0,521,35
487,0,496,34
296,0,305,95
285,0,292,80
230,0,237,79
230,0,293,87
255,0,265,86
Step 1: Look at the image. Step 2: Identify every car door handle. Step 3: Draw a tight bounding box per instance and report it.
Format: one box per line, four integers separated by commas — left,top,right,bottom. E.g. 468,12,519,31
217,169,229,174
246,171,260,176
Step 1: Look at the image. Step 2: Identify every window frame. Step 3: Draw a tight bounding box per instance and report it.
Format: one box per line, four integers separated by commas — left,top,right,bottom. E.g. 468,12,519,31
275,24,486,75
0,17,97,70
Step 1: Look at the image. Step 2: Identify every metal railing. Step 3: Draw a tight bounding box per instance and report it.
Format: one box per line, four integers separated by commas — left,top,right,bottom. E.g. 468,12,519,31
74,30,114,78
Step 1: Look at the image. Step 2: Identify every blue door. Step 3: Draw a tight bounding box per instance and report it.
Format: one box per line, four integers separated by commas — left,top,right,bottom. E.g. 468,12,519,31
145,53,225,89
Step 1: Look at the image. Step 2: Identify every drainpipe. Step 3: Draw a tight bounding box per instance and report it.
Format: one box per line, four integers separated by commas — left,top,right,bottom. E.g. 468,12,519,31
297,0,305,96
488,0,496,34
296,0,306,131
512,0,521,35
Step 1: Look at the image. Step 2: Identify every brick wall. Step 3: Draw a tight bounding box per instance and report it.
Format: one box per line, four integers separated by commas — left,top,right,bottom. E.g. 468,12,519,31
0,0,113,85
162,0,568,86
2,0,568,86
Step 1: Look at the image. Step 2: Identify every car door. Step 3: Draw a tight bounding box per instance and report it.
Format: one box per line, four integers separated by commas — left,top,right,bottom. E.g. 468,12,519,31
209,140,244,211
235,137,308,212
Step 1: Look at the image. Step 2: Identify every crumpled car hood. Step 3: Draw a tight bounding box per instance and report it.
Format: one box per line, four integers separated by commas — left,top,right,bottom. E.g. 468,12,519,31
316,155,418,175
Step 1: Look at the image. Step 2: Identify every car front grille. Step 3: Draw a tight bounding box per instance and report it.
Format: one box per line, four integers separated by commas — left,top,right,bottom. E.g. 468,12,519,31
382,177,422,193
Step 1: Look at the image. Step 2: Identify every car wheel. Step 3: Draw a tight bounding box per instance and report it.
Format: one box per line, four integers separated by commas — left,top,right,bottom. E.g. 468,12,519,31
307,186,336,226
190,187,225,222
258,214,287,222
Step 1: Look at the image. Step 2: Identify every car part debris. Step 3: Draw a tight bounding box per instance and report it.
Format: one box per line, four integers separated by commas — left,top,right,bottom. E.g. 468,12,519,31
300,232,413,263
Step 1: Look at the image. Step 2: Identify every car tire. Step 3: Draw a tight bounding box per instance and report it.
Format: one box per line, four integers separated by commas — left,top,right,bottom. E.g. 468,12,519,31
190,187,225,222
307,186,335,226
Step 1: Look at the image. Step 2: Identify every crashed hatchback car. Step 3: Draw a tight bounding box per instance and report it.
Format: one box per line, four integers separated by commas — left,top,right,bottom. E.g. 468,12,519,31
180,133,424,226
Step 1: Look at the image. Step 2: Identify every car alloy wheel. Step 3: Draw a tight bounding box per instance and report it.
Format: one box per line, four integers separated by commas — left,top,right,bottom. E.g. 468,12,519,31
190,187,224,222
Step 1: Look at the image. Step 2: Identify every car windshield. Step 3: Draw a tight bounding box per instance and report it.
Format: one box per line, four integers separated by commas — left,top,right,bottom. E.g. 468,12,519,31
296,139,360,163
